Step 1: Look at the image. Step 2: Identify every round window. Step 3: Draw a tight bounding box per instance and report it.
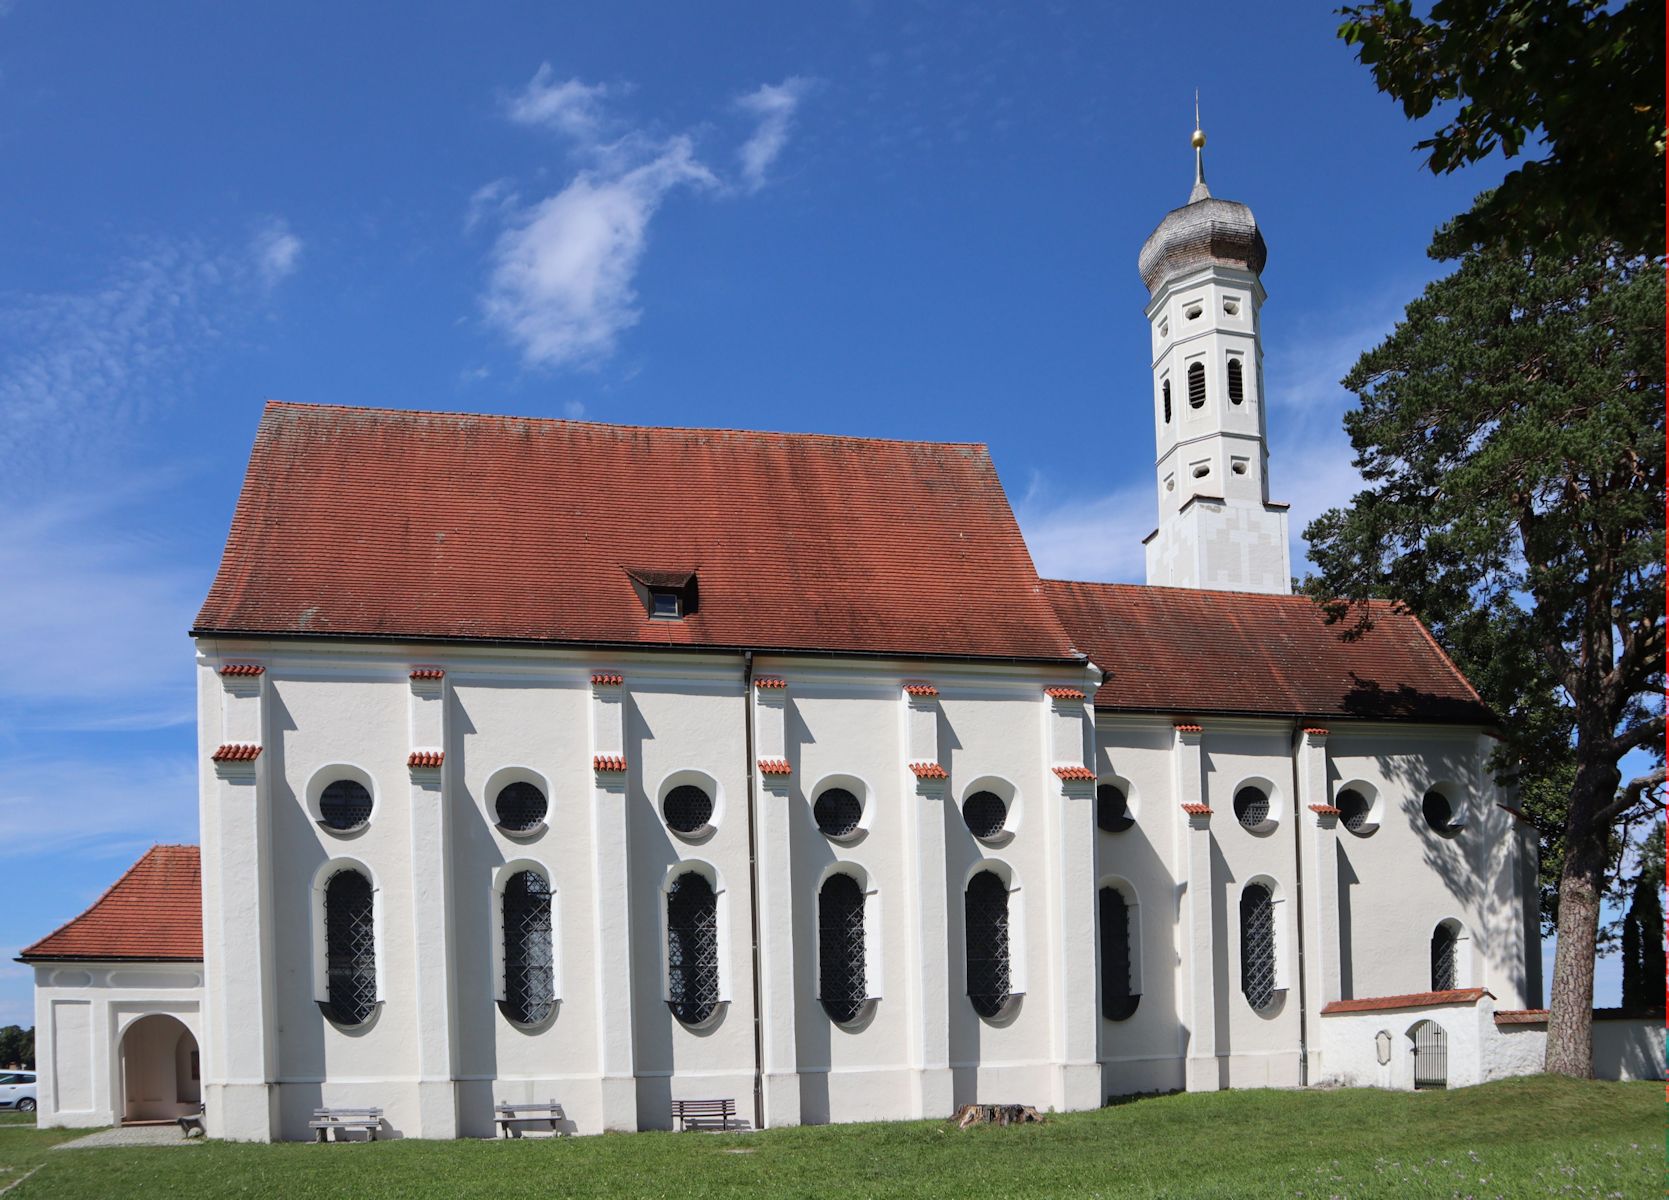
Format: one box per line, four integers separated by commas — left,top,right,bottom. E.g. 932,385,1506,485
1233,786,1270,829
1422,789,1459,836
664,784,714,835
814,788,862,839
1337,788,1372,833
495,781,547,832
1096,784,1134,833
963,790,1007,840
319,780,372,831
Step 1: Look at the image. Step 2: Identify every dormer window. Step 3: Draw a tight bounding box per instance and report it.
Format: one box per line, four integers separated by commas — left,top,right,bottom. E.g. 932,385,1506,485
624,566,698,621
650,590,683,620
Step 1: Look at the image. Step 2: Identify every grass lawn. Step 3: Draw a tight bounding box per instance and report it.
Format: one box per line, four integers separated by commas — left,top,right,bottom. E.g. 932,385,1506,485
0,1076,1658,1199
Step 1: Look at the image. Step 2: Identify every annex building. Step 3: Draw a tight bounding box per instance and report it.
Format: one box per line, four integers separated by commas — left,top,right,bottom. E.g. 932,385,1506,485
30,138,1648,1140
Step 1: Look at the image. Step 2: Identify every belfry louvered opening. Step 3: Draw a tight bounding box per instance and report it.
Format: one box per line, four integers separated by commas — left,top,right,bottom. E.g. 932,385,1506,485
324,869,376,1025
1227,357,1244,404
1240,882,1277,1012
818,873,867,1024
1099,886,1139,1021
666,872,720,1025
501,870,555,1025
1187,361,1206,409
965,870,1011,1018
1430,922,1459,992
1162,378,1172,424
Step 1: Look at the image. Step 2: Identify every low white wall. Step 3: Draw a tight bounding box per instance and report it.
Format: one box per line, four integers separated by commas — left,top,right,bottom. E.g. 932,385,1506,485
1318,1002,1488,1090
1485,1016,1665,1083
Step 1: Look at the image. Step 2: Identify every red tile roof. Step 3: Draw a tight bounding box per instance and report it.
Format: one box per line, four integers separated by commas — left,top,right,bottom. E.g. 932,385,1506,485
1309,803,1343,816
20,846,202,962
1493,1009,1549,1025
757,758,792,776
754,677,788,691
1044,686,1086,700
909,762,949,780
1181,802,1212,816
1303,726,1330,736
590,672,623,686
1053,765,1095,781
1321,988,1491,1015
1174,722,1203,733
195,403,1080,664
210,743,262,762
218,663,265,677
409,667,446,681
1044,581,1493,724
408,750,444,768
593,754,627,773
902,683,939,697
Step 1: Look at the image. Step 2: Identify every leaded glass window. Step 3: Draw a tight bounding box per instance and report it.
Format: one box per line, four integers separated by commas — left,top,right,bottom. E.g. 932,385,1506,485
664,785,714,835
502,870,555,1025
814,788,862,839
1234,786,1270,829
320,780,372,831
1096,784,1134,833
965,870,1010,1018
667,872,720,1024
1431,923,1458,992
1240,882,1276,1012
495,782,547,833
1099,886,1139,1021
324,869,376,1025
818,874,866,1024
963,791,1007,840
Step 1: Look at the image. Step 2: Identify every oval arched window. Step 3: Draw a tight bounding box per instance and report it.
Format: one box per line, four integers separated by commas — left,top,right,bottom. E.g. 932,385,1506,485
1187,361,1206,409
1096,783,1134,833
664,784,714,835
1227,357,1244,404
818,874,867,1024
814,788,862,839
320,780,372,831
495,781,547,833
502,870,555,1025
1422,789,1460,836
666,873,720,1025
1234,786,1270,829
1240,882,1276,1012
1431,922,1459,992
324,868,376,1025
963,791,1007,840
1099,886,1139,1021
965,870,1011,1018
1336,788,1372,833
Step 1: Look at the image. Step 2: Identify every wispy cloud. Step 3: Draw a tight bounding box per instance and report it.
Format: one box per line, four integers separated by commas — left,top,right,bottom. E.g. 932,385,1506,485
251,217,303,286
478,68,811,370
735,77,812,193
0,751,198,862
1016,474,1151,583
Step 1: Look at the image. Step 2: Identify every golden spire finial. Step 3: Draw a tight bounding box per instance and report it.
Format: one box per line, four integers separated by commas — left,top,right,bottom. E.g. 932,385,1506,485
1192,90,1206,149
1189,90,1210,201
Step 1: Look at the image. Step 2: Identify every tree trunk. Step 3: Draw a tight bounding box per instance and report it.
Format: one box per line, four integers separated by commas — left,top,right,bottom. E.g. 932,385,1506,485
1544,758,1621,1077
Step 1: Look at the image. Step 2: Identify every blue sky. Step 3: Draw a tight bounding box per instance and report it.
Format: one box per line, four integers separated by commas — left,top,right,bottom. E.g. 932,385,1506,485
0,2,1621,1024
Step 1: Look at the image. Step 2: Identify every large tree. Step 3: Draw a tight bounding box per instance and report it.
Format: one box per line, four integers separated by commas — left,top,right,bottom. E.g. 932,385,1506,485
1304,229,1664,1076
1338,0,1665,257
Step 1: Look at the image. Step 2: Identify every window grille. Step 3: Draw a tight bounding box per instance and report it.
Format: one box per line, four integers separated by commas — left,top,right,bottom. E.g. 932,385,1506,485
1162,379,1172,424
324,869,376,1025
495,782,547,832
666,873,720,1024
1187,361,1206,408
502,870,555,1025
1227,357,1244,404
814,788,862,839
664,784,714,834
818,874,867,1024
1337,788,1371,832
1240,883,1276,1012
1422,789,1457,834
320,780,372,830
1099,886,1139,1021
965,870,1011,1018
1233,786,1270,829
963,791,1007,840
1096,784,1134,833
1430,923,1458,992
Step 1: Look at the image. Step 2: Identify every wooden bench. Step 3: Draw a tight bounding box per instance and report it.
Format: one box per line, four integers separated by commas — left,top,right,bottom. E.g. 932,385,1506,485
176,1108,205,1138
309,1106,383,1142
494,1098,566,1138
671,1097,737,1132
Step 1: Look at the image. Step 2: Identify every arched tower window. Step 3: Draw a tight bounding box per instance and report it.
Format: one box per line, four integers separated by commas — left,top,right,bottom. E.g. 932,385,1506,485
1240,882,1276,1012
1431,922,1459,992
1187,361,1206,409
502,870,555,1025
818,873,867,1024
1099,885,1140,1021
965,870,1011,1018
1227,357,1244,404
1162,378,1172,424
324,869,376,1026
666,873,720,1025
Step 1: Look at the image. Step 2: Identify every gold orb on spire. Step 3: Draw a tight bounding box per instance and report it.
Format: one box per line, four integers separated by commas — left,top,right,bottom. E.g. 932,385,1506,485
1191,128,1206,149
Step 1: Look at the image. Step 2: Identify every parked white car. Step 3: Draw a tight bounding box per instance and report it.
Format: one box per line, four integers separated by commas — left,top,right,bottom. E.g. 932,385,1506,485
0,1071,36,1113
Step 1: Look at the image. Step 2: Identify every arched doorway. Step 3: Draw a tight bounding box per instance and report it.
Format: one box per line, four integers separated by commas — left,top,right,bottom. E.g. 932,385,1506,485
119,1014,200,1123
1408,1019,1448,1090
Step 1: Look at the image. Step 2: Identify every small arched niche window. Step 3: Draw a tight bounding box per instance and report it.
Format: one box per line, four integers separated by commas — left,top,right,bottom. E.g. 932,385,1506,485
666,872,720,1025
1099,885,1140,1021
1227,357,1244,404
323,868,377,1026
1240,882,1277,1013
320,780,373,832
1187,361,1206,409
965,870,1012,1018
1162,378,1172,424
501,870,555,1026
1096,782,1134,833
495,781,547,834
1431,921,1460,992
818,874,867,1025
814,788,862,840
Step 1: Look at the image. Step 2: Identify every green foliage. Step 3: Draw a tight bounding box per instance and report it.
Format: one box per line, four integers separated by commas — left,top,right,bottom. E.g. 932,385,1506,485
0,1025,33,1070
1618,819,1664,1010
1338,0,1665,256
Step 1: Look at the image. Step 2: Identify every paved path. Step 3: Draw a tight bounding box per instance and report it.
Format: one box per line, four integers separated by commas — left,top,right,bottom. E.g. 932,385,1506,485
54,1125,201,1150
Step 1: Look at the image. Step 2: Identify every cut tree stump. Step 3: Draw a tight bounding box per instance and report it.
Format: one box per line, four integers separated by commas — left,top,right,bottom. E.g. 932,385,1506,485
952,1103,1045,1128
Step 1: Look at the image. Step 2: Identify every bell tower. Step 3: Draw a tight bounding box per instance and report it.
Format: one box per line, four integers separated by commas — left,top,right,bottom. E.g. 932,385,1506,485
1138,115,1290,594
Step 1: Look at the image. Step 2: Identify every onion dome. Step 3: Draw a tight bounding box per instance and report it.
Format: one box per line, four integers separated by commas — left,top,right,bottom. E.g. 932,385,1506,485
1137,127,1266,295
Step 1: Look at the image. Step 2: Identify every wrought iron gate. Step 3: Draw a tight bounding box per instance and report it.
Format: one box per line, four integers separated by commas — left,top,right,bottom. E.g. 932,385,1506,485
1411,1021,1448,1089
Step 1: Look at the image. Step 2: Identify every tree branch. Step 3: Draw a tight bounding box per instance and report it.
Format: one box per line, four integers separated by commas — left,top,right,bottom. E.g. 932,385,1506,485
1600,765,1669,825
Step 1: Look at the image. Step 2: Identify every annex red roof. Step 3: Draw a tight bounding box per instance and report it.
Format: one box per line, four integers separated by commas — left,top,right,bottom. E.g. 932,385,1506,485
1321,988,1491,1015
1053,765,1096,781
195,403,1079,664
1043,581,1493,724
20,846,202,962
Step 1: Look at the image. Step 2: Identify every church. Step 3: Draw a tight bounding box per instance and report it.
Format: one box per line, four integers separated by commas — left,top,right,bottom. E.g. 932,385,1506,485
28,134,1603,1140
